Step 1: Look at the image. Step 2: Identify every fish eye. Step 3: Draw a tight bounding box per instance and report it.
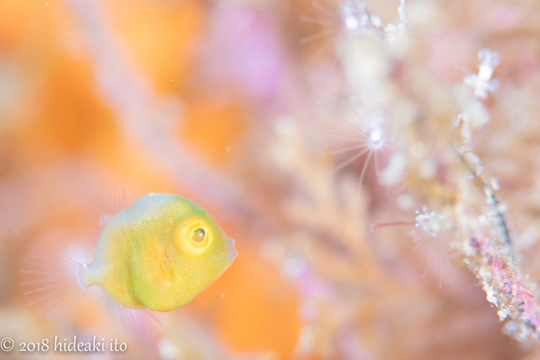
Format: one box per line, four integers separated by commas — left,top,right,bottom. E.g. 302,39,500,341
191,228,206,243
177,217,212,254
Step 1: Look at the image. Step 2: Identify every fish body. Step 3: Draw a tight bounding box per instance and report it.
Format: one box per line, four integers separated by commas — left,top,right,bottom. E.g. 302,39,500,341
22,193,237,315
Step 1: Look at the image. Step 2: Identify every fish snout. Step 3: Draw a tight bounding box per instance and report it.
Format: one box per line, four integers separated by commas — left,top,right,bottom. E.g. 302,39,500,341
228,237,238,260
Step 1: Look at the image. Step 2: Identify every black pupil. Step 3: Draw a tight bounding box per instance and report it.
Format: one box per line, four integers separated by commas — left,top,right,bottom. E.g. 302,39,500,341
192,229,205,242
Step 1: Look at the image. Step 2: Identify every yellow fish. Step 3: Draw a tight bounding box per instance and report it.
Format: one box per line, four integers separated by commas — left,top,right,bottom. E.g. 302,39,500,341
22,193,237,317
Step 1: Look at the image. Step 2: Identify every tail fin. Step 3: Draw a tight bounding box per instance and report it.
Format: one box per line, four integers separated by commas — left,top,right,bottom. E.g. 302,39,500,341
19,233,93,319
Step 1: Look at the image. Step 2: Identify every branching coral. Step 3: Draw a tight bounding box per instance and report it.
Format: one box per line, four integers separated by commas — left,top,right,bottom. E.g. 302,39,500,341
264,0,540,357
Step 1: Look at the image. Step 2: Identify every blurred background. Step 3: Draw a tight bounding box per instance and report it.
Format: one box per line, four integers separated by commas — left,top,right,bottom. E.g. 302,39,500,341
2,0,540,359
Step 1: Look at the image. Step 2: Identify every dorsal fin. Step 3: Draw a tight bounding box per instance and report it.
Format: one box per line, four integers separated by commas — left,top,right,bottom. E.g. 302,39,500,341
98,187,128,227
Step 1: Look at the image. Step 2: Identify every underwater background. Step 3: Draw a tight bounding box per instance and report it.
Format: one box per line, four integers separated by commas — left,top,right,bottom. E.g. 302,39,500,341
2,0,540,359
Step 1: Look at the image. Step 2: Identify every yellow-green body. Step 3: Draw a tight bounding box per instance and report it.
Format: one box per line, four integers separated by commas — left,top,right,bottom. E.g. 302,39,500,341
83,193,237,311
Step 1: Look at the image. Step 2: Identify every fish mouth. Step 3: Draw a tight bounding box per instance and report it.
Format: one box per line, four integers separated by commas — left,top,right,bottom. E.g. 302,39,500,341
228,237,238,260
